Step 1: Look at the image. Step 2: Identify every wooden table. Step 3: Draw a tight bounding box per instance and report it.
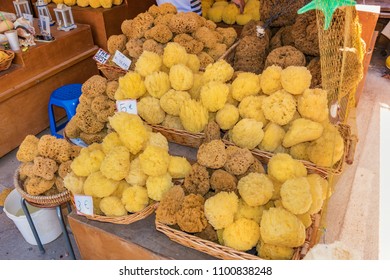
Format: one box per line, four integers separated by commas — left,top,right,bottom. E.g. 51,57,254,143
0,21,99,157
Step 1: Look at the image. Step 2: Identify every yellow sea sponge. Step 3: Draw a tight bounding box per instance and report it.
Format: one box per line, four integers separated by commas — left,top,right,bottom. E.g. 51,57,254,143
70,146,105,177
223,218,260,251
207,5,225,23
237,173,274,207
297,88,329,122
77,0,89,7
121,185,149,212
168,156,192,179
100,146,130,181
16,135,39,162
215,104,239,130
230,118,264,150
280,177,312,215
144,71,171,99
89,0,101,8
125,157,148,186
283,118,323,148
307,123,344,167
111,180,130,198
162,114,184,130
179,99,209,133
204,191,239,230
101,132,122,154
135,51,162,77
289,142,310,161
281,66,312,95
63,172,85,195
234,199,264,224
231,72,261,101
99,196,127,217
259,122,286,152
160,89,191,116
163,42,188,68
139,145,170,177
146,173,173,201
188,73,203,100
203,59,234,83
260,207,306,247
169,64,194,91
138,96,166,125
257,242,295,260
305,173,324,214
147,132,169,151
267,153,307,183
261,65,283,95
200,81,229,112
262,90,297,126
238,95,267,124
84,171,119,198
114,72,146,100
108,113,149,155
186,54,201,73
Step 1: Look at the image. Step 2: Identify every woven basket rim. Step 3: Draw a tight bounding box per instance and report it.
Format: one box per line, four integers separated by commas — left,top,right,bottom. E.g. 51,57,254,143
14,167,71,207
70,195,158,225
0,49,15,71
155,213,321,260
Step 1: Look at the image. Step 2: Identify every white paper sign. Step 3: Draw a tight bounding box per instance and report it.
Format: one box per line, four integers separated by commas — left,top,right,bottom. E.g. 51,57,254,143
39,15,51,36
116,99,137,115
70,138,88,148
93,48,110,64
74,195,94,216
112,50,131,70
23,13,33,25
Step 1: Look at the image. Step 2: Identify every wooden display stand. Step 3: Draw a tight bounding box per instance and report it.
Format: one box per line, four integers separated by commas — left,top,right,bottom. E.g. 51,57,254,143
0,21,99,157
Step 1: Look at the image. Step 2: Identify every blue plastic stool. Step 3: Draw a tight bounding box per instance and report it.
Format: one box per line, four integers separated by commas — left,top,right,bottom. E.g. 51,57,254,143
48,84,82,138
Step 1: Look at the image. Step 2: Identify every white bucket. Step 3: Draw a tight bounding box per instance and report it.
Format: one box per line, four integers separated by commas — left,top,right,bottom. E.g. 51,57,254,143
3,189,62,245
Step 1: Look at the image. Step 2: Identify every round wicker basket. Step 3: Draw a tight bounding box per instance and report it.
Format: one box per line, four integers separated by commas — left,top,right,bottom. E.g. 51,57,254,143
13,168,71,208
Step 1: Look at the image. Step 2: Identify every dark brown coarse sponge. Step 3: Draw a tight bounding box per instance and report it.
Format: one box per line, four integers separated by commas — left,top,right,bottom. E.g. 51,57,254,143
260,0,305,28
291,11,319,56
265,45,306,69
306,57,322,88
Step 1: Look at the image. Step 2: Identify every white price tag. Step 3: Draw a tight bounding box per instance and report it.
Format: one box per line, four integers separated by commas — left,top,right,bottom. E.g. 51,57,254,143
93,48,110,64
74,195,94,216
39,15,51,36
70,138,88,147
116,99,137,115
23,13,33,25
112,50,132,70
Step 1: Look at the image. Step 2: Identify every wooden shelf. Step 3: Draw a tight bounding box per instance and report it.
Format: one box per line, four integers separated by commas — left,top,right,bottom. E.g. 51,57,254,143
0,21,99,157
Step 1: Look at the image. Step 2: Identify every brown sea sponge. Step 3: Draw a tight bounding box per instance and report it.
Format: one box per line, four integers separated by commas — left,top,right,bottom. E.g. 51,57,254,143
144,24,173,44
291,11,319,56
216,27,237,47
16,135,39,163
80,130,107,145
175,194,208,233
58,160,72,179
91,95,116,123
81,75,107,97
173,33,204,54
210,169,237,193
197,140,227,169
197,52,214,69
156,185,185,225
260,0,305,27
203,120,221,143
265,46,306,69
194,223,218,242
142,39,165,56
74,108,105,134
107,34,127,54
125,38,144,58
183,163,210,196
306,57,322,88
169,12,202,34
192,26,218,49
64,117,81,138
224,146,254,176
24,176,55,196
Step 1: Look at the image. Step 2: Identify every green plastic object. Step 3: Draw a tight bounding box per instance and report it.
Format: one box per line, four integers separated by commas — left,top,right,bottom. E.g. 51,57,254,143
298,0,356,30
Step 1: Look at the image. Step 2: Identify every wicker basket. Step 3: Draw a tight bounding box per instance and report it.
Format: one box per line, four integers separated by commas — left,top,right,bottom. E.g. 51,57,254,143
156,213,321,260
0,50,15,71
14,168,71,208
151,124,205,148
70,195,157,225
97,62,128,81
223,123,355,178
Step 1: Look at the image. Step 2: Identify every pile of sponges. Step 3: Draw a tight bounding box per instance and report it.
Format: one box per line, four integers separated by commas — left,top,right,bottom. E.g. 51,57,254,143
156,138,330,259
16,135,81,196
49,0,124,9
63,113,192,217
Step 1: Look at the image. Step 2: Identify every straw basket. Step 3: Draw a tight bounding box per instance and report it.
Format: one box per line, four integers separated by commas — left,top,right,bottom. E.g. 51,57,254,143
14,168,71,208
151,125,205,148
156,213,321,260
70,195,157,225
97,62,128,81
0,50,15,71
223,123,355,178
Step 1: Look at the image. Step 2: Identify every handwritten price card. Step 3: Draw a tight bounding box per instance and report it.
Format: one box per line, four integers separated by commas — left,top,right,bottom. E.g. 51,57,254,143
112,50,132,70
74,195,93,216
116,99,137,115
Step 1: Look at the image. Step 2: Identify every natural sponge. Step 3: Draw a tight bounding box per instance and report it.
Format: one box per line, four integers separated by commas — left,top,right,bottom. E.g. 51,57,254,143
135,51,162,77
204,191,239,230
168,156,192,179
261,90,297,126
237,173,274,207
16,135,39,162
231,72,261,101
200,81,229,112
267,153,307,183
99,196,127,217
282,118,324,148
202,59,234,83
223,218,260,251
139,145,170,177
215,104,240,130
281,66,312,95
160,89,191,116
260,65,283,95
179,99,209,133
280,177,312,215
100,146,130,181
138,96,166,125
175,194,208,233
197,140,227,169
84,171,119,198
230,118,264,150
121,185,149,213
163,42,188,68
146,173,173,201
156,185,185,225
114,72,146,100
169,64,194,91
259,122,286,152
297,88,329,122
144,71,171,98
260,207,306,247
